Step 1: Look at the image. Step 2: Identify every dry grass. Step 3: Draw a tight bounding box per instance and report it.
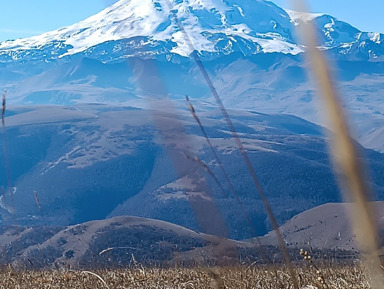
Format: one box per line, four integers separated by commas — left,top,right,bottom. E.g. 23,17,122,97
0,265,374,289
293,0,384,286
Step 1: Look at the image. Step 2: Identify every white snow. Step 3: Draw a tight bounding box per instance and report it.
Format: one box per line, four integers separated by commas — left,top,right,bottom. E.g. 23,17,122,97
234,5,245,17
324,18,335,31
369,32,382,44
156,176,212,202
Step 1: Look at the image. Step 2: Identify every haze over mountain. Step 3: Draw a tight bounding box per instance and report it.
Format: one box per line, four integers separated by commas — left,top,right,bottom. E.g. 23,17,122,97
0,0,383,152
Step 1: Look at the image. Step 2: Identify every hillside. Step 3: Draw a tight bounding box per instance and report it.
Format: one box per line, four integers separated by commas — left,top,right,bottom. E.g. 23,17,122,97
261,202,384,252
0,104,382,241
1,216,257,269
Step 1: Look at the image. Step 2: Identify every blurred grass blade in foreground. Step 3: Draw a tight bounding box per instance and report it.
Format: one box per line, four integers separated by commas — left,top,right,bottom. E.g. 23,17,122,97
163,2,300,288
293,0,384,287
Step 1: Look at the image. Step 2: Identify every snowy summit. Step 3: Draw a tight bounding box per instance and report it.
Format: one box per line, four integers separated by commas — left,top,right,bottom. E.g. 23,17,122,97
0,0,302,62
0,0,382,63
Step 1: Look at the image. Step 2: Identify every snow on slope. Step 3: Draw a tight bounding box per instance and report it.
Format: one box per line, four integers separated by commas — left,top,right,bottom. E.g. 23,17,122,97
0,0,302,60
285,8,384,55
0,0,383,63
286,9,361,47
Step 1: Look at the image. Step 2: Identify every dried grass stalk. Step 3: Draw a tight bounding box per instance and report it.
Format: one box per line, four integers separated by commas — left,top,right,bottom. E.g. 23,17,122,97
82,270,110,289
293,0,384,287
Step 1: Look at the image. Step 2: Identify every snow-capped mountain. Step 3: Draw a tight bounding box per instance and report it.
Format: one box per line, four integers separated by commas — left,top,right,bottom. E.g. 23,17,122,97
287,10,360,46
288,10,384,61
1,0,382,63
0,0,301,63
0,0,384,153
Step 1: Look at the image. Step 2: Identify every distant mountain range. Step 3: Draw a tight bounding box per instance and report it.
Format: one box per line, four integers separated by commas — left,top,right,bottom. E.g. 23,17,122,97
0,0,383,152
0,0,383,62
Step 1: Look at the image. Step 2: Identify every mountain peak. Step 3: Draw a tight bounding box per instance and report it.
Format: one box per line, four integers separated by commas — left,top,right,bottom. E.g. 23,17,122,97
0,0,382,63
0,0,301,62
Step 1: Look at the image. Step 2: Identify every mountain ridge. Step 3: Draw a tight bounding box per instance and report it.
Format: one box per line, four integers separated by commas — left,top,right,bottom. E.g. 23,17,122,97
0,0,382,63
2,104,383,240
0,215,257,269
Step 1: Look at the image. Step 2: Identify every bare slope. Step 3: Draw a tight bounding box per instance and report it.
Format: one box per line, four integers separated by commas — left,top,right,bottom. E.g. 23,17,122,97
261,202,384,251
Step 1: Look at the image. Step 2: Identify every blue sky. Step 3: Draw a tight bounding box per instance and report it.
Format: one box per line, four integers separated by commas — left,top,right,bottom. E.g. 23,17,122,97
272,0,383,33
0,0,117,41
0,0,382,42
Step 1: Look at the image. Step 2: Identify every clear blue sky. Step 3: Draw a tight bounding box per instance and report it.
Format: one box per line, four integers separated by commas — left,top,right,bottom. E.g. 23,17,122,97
272,0,383,33
0,0,382,42
0,0,118,41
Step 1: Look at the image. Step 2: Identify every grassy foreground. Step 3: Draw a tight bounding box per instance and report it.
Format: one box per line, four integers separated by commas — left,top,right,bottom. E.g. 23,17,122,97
0,265,372,288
